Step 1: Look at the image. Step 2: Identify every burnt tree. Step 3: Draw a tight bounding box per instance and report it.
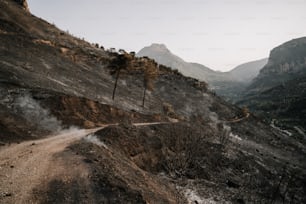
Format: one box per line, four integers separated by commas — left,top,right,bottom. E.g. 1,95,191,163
110,54,131,100
142,59,158,107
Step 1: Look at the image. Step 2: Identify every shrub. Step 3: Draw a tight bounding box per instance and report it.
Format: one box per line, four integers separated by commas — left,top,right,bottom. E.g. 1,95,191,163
162,124,207,178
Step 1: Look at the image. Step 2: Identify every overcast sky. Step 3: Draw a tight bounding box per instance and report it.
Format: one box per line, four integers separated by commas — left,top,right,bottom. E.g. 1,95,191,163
27,0,306,71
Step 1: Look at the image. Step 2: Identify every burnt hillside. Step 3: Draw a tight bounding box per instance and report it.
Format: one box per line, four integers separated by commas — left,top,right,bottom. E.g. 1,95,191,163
0,1,306,203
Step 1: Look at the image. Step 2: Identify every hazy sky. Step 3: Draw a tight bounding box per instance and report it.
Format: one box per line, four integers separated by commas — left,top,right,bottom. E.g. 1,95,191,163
27,0,306,71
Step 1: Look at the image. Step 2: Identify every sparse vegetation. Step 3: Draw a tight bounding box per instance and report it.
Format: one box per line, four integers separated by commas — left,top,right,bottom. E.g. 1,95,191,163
162,124,207,178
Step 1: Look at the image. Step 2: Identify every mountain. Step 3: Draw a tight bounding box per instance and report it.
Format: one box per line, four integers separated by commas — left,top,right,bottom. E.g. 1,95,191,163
137,43,220,83
137,44,267,101
239,37,306,130
1,1,306,203
247,37,306,93
227,58,268,82
213,58,268,101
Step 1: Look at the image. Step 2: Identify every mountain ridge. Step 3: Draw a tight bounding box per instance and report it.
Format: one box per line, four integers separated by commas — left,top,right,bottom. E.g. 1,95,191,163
137,43,267,101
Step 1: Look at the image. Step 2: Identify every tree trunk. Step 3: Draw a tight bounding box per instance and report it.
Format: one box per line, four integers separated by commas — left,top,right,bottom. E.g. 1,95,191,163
142,86,147,107
112,70,120,100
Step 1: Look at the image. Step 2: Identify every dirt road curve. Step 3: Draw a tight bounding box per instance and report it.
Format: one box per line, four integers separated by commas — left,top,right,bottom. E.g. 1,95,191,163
0,127,102,204
0,122,168,203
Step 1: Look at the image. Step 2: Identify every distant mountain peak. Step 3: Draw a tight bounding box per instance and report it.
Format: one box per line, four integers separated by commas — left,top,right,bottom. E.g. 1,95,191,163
146,43,170,52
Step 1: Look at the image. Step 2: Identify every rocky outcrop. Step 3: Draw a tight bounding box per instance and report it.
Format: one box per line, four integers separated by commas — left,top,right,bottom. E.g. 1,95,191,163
251,37,306,90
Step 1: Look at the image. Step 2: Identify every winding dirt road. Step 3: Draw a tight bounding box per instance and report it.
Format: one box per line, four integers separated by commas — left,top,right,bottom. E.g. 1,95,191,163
0,122,169,203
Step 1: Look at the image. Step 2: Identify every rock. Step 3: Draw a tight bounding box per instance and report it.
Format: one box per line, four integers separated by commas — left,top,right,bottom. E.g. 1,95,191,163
5,193,12,197
1,192,12,197
226,179,240,188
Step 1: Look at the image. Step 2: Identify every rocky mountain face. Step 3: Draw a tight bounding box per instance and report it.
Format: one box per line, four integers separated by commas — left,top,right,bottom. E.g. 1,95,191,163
0,1,306,203
247,37,306,93
239,37,306,131
137,44,267,102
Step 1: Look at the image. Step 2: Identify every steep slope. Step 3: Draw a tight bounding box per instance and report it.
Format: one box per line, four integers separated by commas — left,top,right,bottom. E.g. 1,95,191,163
247,37,306,93
240,37,306,130
0,1,306,203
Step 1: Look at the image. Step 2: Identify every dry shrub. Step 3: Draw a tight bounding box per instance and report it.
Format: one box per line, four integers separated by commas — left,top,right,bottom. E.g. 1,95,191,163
161,123,209,178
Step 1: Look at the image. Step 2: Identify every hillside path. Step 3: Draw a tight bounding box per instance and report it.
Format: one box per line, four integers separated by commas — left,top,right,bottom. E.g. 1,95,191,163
0,127,104,204
0,122,167,203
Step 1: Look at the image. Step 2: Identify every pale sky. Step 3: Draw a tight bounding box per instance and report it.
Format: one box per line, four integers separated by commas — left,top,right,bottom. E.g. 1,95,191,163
27,0,306,71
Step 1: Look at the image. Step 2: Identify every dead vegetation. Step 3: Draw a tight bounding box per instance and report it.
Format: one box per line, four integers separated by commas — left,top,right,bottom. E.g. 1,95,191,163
84,123,306,203
1,1,306,203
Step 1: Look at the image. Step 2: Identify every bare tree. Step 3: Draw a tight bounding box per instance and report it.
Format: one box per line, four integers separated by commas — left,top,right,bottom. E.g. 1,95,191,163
110,53,132,100
142,59,158,107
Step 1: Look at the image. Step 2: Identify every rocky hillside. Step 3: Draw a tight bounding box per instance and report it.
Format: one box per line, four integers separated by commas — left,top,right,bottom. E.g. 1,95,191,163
239,37,306,131
137,44,267,101
1,1,306,203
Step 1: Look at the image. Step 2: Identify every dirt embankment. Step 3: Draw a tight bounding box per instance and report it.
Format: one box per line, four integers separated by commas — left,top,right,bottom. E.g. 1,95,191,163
38,94,166,128
0,88,167,143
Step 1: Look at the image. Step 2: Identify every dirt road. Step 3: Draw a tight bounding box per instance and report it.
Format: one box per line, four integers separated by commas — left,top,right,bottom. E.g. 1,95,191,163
0,122,169,203
0,127,102,204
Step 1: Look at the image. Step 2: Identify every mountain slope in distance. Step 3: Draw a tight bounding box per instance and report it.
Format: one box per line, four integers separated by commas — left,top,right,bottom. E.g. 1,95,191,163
137,43,267,101
239,37,306,130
